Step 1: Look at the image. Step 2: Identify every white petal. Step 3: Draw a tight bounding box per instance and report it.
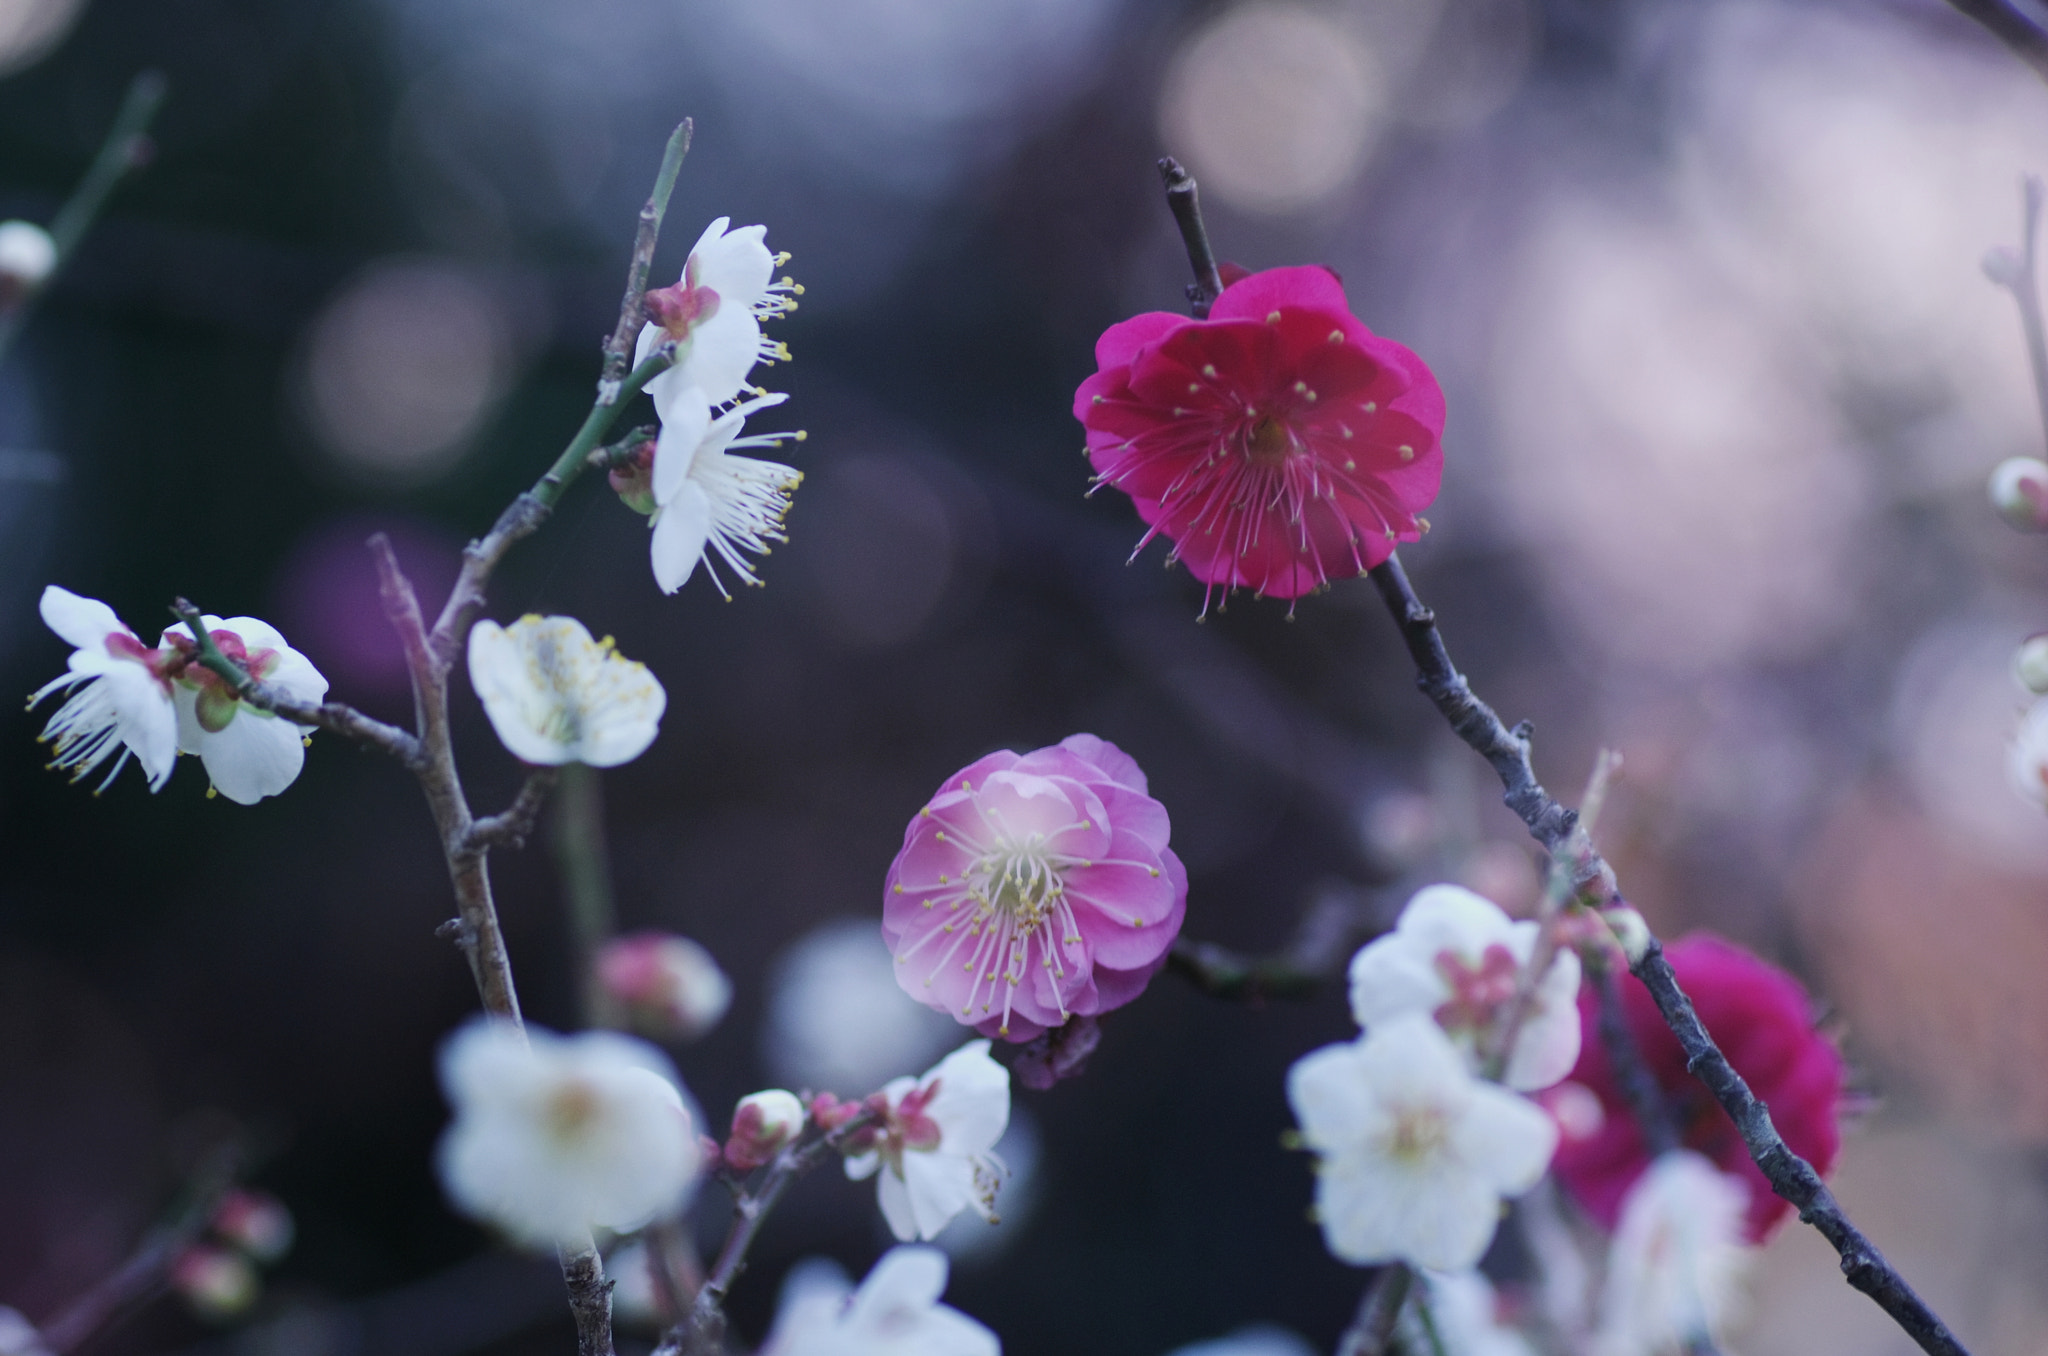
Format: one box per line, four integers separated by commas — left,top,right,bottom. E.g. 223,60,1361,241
844,1150,881,1182
845,1244,949,1322
922,1042,1009,1155
105,665,178,789
1397,885,1517,958
196,707,308,804
901,1151,975,1240
690,221,773,310
1503,947,1583,1093
1452,1083,1559,1196
39,585,123,650
651,482,713,594
652,389,714,506
877,1164,922,1241
671,307,764,407
1286,1042,1380,1151
1347,938,1450,1031
1353,1012,1475,1106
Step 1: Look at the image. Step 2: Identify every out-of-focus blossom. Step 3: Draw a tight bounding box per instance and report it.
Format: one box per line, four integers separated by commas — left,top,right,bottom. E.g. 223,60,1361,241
1421,1271,1539,1356
1347,884,1582,1093
1288,1013,1557,1271
596,932,732,1042
605,1239,663,1327
436,1020,701,1248
466,615,665,767
210,1189,294,1262
635,217,796,413
725,1089,807,1170
760,1245,999,1356
29,586,180,794
646,389,804,597
170,1246,259,1319
0,220,54,295
883,734,1186,1041
1075,265,1443,603
1549,934,1843,1242
845,1041,1009,1242
1161,1324,1316,1356
1990,456,2048,533
158,612,330,805
0,1306,52,1356
765,918,962,1094
1591,1151,1753,1356
2011,699,2048,812
2014,634,2048,696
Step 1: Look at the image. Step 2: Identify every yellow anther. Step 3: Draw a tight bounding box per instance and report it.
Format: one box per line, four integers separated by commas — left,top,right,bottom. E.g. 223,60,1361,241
1363,401,1377,413
1188,382,1200,393
1328,329,1344,343
1418,517,1431,534
1398,445,1414,461
1202,364,1218,377
1294,381,1307,393
1344,459,1356,471
1265,310,1282,324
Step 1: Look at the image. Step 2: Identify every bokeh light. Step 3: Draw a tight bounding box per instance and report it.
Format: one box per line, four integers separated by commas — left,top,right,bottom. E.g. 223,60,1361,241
0,0,84,78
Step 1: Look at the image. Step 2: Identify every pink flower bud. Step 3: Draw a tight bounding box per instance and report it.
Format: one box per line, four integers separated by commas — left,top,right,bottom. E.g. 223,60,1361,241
809,1092,861,1131
211,1189,294,1262
723,1089,805,1170
596,932,732,1042
608,440,658,516
171,1246,259,1319
1990,456,2048,532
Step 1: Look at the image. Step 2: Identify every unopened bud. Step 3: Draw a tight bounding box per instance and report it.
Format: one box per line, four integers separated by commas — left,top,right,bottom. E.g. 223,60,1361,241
1990,456,2048,532
608,440,657,516
723,1088,805,1170
1983,244,2026,289
1601,905,1652,966
171,1246,258,1319
596,932,732,1042
0,221,54,307
211,1189,294,1262
808,1091,861,1131
2016,634,2048,695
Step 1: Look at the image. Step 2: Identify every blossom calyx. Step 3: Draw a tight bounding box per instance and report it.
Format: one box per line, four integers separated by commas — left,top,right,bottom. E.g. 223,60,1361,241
159,612,330,804
724,1089,806,1170
608,438,659,516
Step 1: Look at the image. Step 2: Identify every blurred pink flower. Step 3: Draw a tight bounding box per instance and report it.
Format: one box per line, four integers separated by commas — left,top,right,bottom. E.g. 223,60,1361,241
1074,265,1444,603
883,734,1186,1041
1548,934,1844,1243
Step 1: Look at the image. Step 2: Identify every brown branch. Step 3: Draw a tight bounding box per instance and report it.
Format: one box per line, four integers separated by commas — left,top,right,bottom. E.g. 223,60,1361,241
1157,157,1225,319
1362,552,1970,1356
1945,0,2048,87
1336,1265,1412,1356
1591,959,1678,1156
559,1245,616,1356
468,769,559,853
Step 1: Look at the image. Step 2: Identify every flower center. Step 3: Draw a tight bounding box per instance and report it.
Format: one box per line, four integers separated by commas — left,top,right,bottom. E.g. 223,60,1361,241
1382,1103,1451,1165
973,836,1066,933
543,1078,602,1144
1432,943,1523,1036
1243,415,1296,468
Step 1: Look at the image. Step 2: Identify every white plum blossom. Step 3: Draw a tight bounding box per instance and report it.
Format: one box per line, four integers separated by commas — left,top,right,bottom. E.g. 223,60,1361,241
725,1088,808,1170
1348,884,1582,1093
1162,1325,1316,1356
0,220,55,291
436,1020,702,1248
160,613,330,805
30,586,179,794
846,1041,1009,1243
761,1246,999,1356
1421,1271,1539,1356
1592,1151,1753,1356
1287,1012,1558,1272
647,388,803,596
635,216,797,413
467,615,665,767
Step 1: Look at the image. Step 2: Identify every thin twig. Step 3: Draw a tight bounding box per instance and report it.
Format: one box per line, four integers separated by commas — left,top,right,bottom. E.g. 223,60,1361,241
587,425,659,473
601,121,694,393
167,599,420,763
468,769,559,852
0,70,167,368
559,1245,616,1356
1592,960,1678,1155
663,1111,880,1356
1988,176,2048,455
1157,157,1225,318
1336,1265,1412,1356
1363,551,1969,1356
1945,0,2048,86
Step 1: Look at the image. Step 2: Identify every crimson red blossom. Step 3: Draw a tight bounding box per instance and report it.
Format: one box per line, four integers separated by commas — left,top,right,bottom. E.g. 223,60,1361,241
1074,265,1445,602
1549,934,1845,1243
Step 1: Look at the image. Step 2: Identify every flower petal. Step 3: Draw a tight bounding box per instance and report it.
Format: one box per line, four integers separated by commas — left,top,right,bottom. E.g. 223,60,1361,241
39,585,124,650
651,481,713,594
196,707,308,804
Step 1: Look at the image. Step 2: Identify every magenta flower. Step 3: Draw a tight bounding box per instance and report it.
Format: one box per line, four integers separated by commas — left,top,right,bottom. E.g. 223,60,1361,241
1074,265,1445,602
882,734,1187,1041
1548,934,1845,1243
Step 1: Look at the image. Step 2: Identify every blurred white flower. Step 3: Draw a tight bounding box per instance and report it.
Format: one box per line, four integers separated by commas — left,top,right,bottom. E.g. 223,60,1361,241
1592,1151,1753,1356
0,1305,52,1356
596,931,732,1041
1348,884,1582,1093
1421,1270,1539,1356
160,612,331,805
170,1246,259,1318
1288,1013,1557,1272
764,918,962,1093
761,1245,999,1356
466,614,664,767
30,585,179,794
846,1041,1009,1242
0,220,54,291
2011,697,2048,812
1161,1323,1316,1356
436,1020,701,1248
647,388,803,596
636,217,794,413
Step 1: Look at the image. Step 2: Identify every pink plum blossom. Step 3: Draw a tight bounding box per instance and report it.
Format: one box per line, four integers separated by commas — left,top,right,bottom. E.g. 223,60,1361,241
882,734,1186,1041
1075,265,1444,604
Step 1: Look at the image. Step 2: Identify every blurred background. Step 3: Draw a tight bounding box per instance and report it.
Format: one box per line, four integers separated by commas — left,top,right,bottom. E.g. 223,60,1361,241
2,0,2047,1352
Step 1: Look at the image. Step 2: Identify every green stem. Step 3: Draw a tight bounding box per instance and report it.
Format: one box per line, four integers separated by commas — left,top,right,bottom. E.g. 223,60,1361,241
552,763,623,1029
0,71,166,368
531,348,672,509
